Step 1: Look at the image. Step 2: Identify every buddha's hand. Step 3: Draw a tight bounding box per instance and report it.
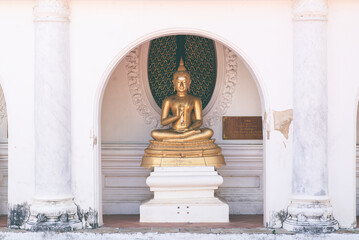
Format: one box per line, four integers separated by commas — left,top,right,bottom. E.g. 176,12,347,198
187,125,200,131
173,107,182,120
179,106,184,116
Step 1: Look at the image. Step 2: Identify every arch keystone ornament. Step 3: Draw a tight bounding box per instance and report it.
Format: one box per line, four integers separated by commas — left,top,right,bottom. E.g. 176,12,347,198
25,0,82,231
283,0,338,233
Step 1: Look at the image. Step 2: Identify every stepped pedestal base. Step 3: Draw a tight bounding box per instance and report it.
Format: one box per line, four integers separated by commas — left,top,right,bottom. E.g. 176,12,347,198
140,166,229,223
141,139,225,169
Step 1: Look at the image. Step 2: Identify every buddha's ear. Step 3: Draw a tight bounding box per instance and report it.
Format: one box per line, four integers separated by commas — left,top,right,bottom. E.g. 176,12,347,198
172,79,176,92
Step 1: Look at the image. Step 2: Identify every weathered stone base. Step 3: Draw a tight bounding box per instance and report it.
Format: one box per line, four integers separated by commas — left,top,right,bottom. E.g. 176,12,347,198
283,198,339,233
283,219,339,234
24,220,82,232
24,198,82,231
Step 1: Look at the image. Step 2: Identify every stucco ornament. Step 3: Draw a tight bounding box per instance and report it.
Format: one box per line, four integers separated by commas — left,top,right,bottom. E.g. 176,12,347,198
0,89,7,124
204,48,238,128
126,48,160,128
34,0,70,22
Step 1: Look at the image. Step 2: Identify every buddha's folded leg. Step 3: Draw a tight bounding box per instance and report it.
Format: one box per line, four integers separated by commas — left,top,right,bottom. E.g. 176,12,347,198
201,128,214,139
164,128,214,142
151,129,176,141
151,129,200,141
162,130,201,142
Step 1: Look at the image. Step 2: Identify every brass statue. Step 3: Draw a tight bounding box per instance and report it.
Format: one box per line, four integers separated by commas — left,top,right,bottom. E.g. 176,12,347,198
141,58,225,168
151,58,213,142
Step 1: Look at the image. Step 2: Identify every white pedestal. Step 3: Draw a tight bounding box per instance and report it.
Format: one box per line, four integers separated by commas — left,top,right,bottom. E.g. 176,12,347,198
140,166,229,223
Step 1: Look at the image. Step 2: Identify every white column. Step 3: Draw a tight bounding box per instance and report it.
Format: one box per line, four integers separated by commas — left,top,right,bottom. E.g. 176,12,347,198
25,0,81,231
283,0,338,233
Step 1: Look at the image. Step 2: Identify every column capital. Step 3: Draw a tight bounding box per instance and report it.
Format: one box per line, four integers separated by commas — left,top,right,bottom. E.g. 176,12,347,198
34,0,70,22
293,0,328,21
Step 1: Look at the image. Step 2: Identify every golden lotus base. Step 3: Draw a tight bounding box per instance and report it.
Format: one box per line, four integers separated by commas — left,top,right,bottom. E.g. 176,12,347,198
141,139,226,169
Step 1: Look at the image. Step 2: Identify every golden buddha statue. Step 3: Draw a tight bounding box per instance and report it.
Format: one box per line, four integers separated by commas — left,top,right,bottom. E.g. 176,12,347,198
141,58,225,169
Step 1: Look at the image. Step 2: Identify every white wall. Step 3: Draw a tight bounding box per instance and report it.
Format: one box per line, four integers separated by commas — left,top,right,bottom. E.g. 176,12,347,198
0,0,294,226
101,56,152,143
0,1,35,207
328,0,359,228
1,0,359,230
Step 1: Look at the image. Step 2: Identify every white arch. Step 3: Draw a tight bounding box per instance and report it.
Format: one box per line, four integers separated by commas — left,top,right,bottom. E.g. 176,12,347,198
0,75,9,125
92,28,271,225
354,86,359,220
0,74,9,217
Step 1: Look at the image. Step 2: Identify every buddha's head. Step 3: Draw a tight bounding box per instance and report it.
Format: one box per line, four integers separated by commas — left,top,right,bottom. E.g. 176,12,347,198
173,58,191,93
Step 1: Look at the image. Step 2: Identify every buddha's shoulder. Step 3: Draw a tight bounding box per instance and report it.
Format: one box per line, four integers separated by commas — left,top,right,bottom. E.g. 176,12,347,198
163,95,177,102
189,95,201,102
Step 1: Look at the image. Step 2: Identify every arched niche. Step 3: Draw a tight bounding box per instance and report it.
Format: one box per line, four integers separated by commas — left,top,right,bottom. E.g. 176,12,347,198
93,29,271,226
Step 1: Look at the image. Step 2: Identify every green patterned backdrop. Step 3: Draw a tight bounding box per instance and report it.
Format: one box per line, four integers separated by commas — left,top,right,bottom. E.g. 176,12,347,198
148,35,217,109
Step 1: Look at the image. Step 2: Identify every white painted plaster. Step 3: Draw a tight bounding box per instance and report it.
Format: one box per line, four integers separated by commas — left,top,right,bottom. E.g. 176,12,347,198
34,20,73,201
0,1,35,206
27,0,81,230
285,0,338,232
327,0,359,229
292,19,329,198
0,0,293,228
70,1,292,227
140,166,229,223
0,0,358,232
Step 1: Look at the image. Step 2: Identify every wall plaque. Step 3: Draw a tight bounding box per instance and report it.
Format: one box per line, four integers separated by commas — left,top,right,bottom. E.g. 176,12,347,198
223,116,263,140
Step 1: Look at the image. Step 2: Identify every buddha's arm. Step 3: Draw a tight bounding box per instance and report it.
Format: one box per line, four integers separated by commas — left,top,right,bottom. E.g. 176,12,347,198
160,98,180,126
188,98,203,130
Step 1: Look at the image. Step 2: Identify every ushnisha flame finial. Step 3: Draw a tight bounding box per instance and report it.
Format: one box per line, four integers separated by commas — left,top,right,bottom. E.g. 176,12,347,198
173,57,190,83
177,57,186,72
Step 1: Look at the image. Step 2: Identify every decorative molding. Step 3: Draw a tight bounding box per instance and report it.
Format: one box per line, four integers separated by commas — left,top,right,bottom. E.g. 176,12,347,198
140,43,162,116
204,47,238,127
0,89,7,125
34,0,70,22
126,48,160,128
293,0,328,21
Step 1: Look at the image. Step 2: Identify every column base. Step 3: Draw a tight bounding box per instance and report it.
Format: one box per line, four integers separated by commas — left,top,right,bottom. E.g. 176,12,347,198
283,198,339,233
140,166,229,223
283,219,339,233
24,198,82,231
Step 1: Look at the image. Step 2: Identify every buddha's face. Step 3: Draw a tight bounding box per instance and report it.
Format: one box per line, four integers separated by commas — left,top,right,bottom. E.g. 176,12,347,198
174,76,190,93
